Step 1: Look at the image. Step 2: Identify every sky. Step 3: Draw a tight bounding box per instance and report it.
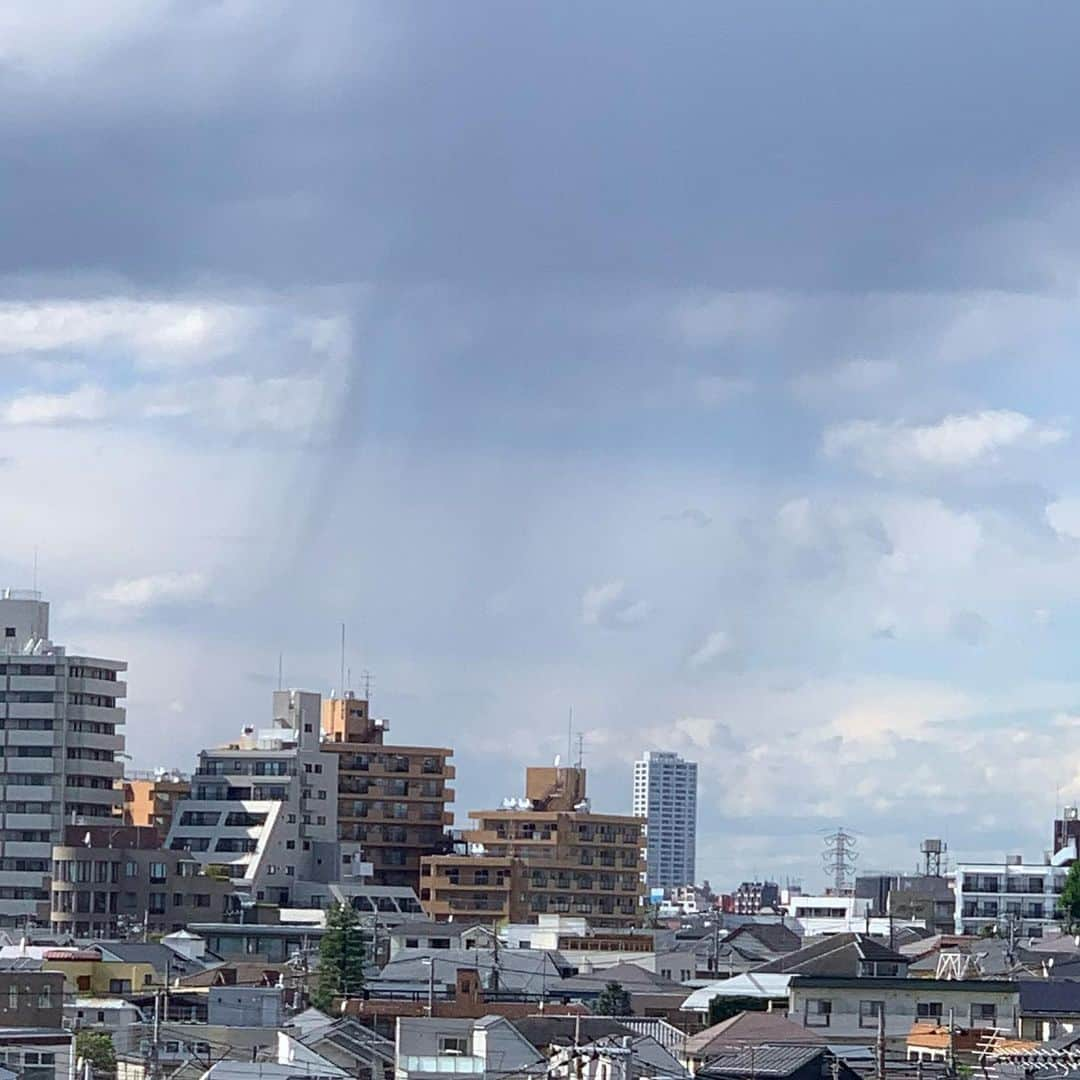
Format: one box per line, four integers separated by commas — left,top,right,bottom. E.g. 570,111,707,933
4,1,1080,891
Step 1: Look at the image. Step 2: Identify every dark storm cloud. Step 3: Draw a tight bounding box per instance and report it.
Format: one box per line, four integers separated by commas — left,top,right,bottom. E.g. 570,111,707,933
2,2,1080,291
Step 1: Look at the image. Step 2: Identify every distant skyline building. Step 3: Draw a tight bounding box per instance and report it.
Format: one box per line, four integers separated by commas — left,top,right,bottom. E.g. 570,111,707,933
633,750,698,890
0,589,127,927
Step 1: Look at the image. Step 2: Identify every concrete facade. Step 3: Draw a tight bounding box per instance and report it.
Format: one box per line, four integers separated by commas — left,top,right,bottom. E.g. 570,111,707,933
0,590,127,927
166,691,365,905
50,824,235,938
633,751,697,891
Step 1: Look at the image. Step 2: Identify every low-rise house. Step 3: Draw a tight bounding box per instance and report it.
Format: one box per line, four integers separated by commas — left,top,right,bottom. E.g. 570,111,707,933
545,961,691,1016
697,1045,858,1080
395,1015,546,1080
1018,980,1080,1041
681,974,794,1015
0,1028,74,1080
277,1015,394,1080
0,970,64,1028
905,1022,1001,1065
64,997,143,1032
185,918,325,964
755,933,909,978
683,1012,825,1073
388,921,476,961
372,948,570,999
788,976,1020,1043
42,947,157,997
514,1016,689,1079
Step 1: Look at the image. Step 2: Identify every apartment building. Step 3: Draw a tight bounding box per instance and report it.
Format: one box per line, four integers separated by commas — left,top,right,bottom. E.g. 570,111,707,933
321,692,454,890
165,690,365,906
954,854,1072,937
734,880,780,914
632,751,697,890
420,765,644,928
120,769,190,840
50,823,235,938
0,590,127,927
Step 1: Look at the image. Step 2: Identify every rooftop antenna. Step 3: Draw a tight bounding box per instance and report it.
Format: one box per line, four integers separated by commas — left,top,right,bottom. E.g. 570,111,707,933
340,623,346,702
346,666,351,693
576,732,584,770
567,707,573,771
362,671,373,703
277,653,283,691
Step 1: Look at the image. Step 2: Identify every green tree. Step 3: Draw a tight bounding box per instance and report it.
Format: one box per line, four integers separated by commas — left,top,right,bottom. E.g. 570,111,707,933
1059,862,1080,931
708,995,769,1025
312,901,365,1011
593,981,632,1016
76,1031,116,1076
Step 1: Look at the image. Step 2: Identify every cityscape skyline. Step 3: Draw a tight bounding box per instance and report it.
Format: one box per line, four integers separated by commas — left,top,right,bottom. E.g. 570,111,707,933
3,3,1080,894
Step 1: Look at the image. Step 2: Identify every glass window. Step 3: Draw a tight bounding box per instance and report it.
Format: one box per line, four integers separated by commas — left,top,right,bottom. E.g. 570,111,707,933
860,1001,884,1029
805,999,832,1027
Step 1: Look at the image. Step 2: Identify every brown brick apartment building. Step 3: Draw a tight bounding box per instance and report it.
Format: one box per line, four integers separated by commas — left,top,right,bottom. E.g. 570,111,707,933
420,766,644,928
321,693,454,890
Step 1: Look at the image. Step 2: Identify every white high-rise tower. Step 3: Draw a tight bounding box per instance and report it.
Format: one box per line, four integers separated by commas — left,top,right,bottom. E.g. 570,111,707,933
633,750,697,891
0,589,127,926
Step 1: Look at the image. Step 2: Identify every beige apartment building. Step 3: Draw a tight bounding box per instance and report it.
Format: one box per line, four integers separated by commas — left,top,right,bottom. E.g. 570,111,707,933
321,693,455,890
420,765,644,928
120,770,190,840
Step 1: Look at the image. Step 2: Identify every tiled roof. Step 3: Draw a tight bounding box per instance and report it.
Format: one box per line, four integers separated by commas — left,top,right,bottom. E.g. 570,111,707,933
685,1012,825,1056
698,1044,827,1078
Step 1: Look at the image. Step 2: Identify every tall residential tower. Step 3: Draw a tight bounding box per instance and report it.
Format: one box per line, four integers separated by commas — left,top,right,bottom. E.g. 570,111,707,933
0,590,127,926
633,750,697,891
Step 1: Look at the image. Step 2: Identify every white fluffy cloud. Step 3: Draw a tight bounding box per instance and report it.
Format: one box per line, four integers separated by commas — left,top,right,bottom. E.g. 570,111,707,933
0,300,255,366
87,571,209,615
687,629,733,670
0,384,107,425
579,580,651,628
823,409,1066,476
1047,497,1080,540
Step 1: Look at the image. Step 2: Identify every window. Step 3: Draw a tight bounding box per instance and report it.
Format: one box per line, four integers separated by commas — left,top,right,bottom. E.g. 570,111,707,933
917,1002,943,1020
109,980,132,994
971,1003,997,1026
805,999,832,1027
149,862,167,883
38,985,51,1008
439,1036,469,1055
6,986,14,1009
860,1001,884,1029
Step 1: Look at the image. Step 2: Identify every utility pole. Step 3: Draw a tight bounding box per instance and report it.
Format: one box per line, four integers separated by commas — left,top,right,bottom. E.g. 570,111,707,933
712,918,720,975
491,931,500,992
875,1006,885,1080
149,989,161,1080
427,960,435,1016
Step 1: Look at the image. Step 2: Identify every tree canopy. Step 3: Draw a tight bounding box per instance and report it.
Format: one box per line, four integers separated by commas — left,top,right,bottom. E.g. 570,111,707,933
77,1031,116,1076
312,901,366,1011
1059,861,1080,931
593,981,632,1016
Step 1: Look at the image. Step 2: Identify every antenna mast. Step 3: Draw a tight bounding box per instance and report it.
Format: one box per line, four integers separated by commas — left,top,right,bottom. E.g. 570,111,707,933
340,623,346,700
